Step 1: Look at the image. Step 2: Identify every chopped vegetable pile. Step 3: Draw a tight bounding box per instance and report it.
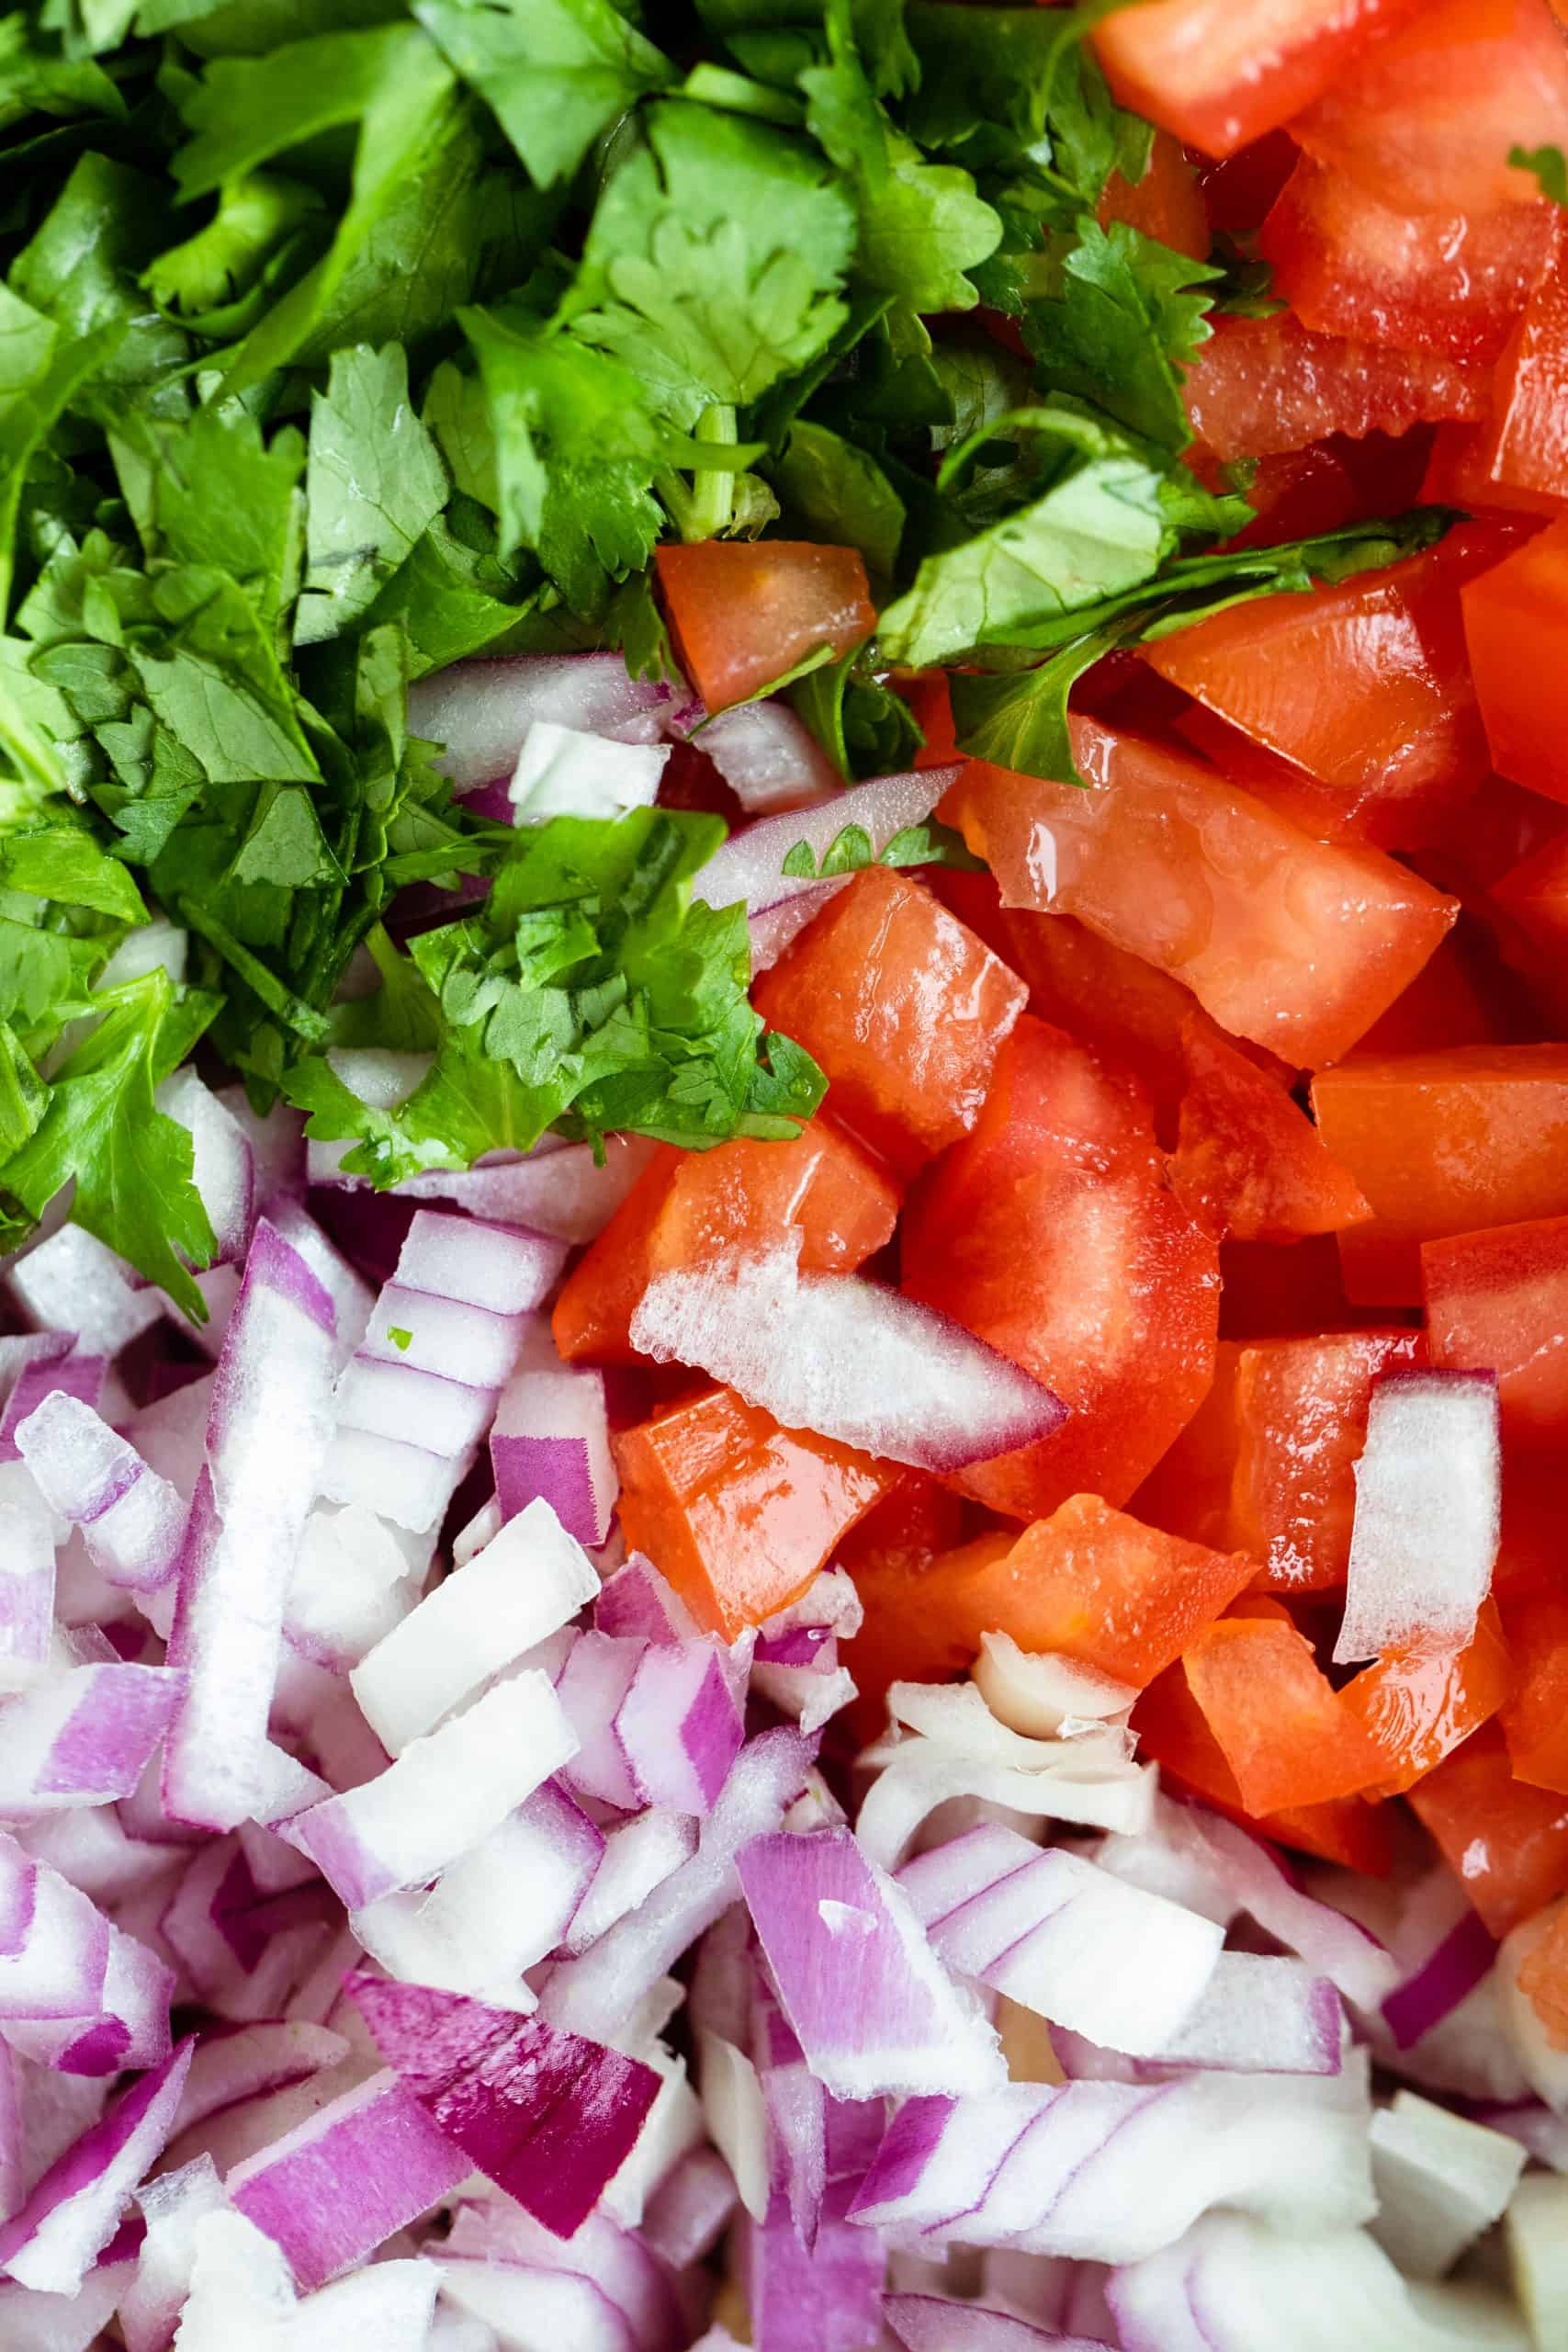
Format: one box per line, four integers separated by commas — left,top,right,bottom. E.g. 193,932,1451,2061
5,0,1568,2345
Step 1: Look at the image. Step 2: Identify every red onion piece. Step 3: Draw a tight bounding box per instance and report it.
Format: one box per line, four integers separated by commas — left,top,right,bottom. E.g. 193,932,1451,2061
153,1070,254,1269
741,2181,885,2352
1335,1370,1502,1665
410,653,690,792
694,700,841,816
5,1227,165,1357
1369,2089,1525,2280
310,1133,660,1247
0,2037,190,2293
1382,1907,1499,2052
748,880,848,975
16,1396,184,1597
490,1320,617,1548
886,2295,1107,2350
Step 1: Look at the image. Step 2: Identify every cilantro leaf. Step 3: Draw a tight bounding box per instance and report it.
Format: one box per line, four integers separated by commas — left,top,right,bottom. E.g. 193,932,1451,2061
413,0,675,190
1022,216,1220,454
781,816,979,878
296,345,449,646
767,418,906,582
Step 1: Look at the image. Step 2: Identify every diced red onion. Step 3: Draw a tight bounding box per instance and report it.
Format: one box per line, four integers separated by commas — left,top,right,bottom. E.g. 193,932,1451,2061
6,1227,165,1359
641,2144,739,2271
120,2151,226,2352
1382,1906,1498,2052
1369,2088,1525,2280
558,1631,744,1819
748,881,849,976
1335,1371,1502,1665
0,2038,190,2293
0,1838,109,2023
0,1665,184,1816
972,1635,1137,1742
153,1070,254,1268
886,2295,1107,2350
631,1244,1064,1475
490,1321,617,1549
741,2182,886,2352
595,1555,704,1648
409,653,688,792
312,1133,660,1246
1140,1952,1343,2076
510,721,671,821
15,1396,184,1598
694,765,960,917
0,1348,105,1464
284,1504,418,1671
563,1811,697,1956
261,1200,372,1364
171,2021,351,2142
694,700,841,816
0,1465,62,1677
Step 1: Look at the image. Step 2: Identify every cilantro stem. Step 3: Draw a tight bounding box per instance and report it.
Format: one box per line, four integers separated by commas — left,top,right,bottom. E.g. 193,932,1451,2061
682,406,739,542
176,899,333,1045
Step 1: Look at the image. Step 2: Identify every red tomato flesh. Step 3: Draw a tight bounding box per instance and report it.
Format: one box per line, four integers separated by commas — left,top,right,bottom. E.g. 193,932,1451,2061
1339,1600,1514,1796
1171,1018,1370,1243
941,720,1459,1067
1182,312,1490,462
1462,517,1568,804
1423,1214,1568,1444
654,540,874,713
1097,128,1210,259
1409,1724,1568,1936
1179,1615,1386,1814
1503,1595,1568,1792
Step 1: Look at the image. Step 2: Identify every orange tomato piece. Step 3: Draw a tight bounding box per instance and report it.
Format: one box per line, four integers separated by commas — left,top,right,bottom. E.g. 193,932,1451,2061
1517,1899,1568,2047
1182,312,1490,463
1146,526,1512,851
1425,221,1568,515
613,1385,900,1641
1312,1046,1568,1303
1423,1215,1568,1444
1097,128,1209,260
1179,1615,1385,1813
552,1121,899,1366
1502,1593,1568,1791
941,721,1458,1067
1171,1018,1371,1243
654,541,874,714
752,866,1026,1179
1349,927,1521,1056
1462,517,1568,806
1134,1329,1426,1591
901,1017,1221,1521
1409,1723,1568,1936
1420,422,1567,520
1091,0,1425,158
1339,1600,1514,1795
1490,829,1568,966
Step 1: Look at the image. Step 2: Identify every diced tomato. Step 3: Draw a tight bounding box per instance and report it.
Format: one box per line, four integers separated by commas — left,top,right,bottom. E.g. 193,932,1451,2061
1311,1046,1568,1302
752,867,1026,1181
1195,130,1299,238
1133,1659,1396,1870
552,1122,899,1366
833,1476,972,1738
1217,1234,1396,1338
897,670,960,769
1423,1215,1568,1444
1491,829,1568,970
1134,1329,1425,1590
1097,128,1210,260
1409,1723,1568,1935
1516,1900,1568,2047
1339,1600,1514,1795
614,1385,901,1640
654,541,874,714
901,1018,1222,1521
1261,161,1554,366
923,866,1020,969
1418,772,1568,901
1091,0,1425,159
1146,526,1511,851
1462,517,1568,805
1421,424,1565,520
1217,445,1358,550
1183,313,1490,462
1178,1615,1385,1813
1292,0,1568,218
1171,1019,1370,1243
1452,214,1568,515
1350,925,1524,1055
1502,1593,1568,1791
1499,1452,1568,1598
941,721,1459,1067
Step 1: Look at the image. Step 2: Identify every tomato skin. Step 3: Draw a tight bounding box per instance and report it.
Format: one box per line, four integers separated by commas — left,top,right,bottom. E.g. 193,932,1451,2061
654,541,874,713
1097,128,1210,259
752,867,1026,1182
1179,1615,1385,1813
942,720,1459,1067
1183,313,1490,461
901,1017,1222,1522
1502,1594,1568,1791
1423,1215,1568,1445
1091,0,1425,158
1339,1600,1514,1796
1409,1723,1568,1936
552,1121,901,1366
1292,0,1568,218
1147,526,1514,852
1171,1019,1369,1243
1311,1046,1568,1303
614,1385,901,1640
1135,1329,1424,1592
1462,518,1568,806
1261,160,1554,365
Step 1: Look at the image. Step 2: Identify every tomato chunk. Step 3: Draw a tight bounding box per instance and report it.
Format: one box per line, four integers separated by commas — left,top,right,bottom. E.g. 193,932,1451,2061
1423,1215,1568,1444
1262,161,1553,366
941,721,1459,1066
1292,0,1568,218
1097,128,1209,260
1172,1019,1370,1243
1491,830,1568,968
654,541,874,714
841,1526,1014,1735
614,1385,900,1639
1339,1600,1513,1795
902,1017,1221,1521
1091,0,1424,159
1409,1723,1568,1935
1502,1594,1568,1791
1179,1615,1385,1813
1462,517,1568,805
1135,1329,1424,1591
1146,526,1510,850
1183,312,1490,462
552,1122,899,1365
752,866,1026,1179
1312,1046,1568,1303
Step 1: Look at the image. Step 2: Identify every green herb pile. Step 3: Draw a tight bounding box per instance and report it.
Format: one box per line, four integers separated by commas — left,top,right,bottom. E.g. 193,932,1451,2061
0,0,1446,1308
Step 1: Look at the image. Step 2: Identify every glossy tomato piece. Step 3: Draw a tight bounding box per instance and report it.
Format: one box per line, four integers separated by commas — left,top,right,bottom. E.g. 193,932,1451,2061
1421,424,1565,520
1409,1723,1568,1935
552,1121,899,1365
1134,1329,1425,1591
1292,0,1568,217
654,541,874,714
1339,1600,1514,1795
897,670,960,768
1196,130,1299,238
1350,924,1528,1054
1092,0,1424,157
1261,161,1554,365
941,721,1459,1066
753,866,1025,1179
614,1385,900,1639
1171,1020,1370,1242
1179,1615,1385,1814
1312,1046,1568,1302
901,1017,1221,1521
1146,525,1512,850
1421,223,1568,514
1490,831,1568,1005
1217,1233,1395,1338
1502,1594,1568,1790
1183,312,1490,462
840,1527,1014,1739
1097,127,1209,259
1424,1215,1568,1444
1462,517,1568,804
1217,444,1358,549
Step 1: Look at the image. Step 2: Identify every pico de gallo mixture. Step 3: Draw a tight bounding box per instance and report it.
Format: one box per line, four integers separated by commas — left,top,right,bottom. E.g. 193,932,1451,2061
4,0,1568,2345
